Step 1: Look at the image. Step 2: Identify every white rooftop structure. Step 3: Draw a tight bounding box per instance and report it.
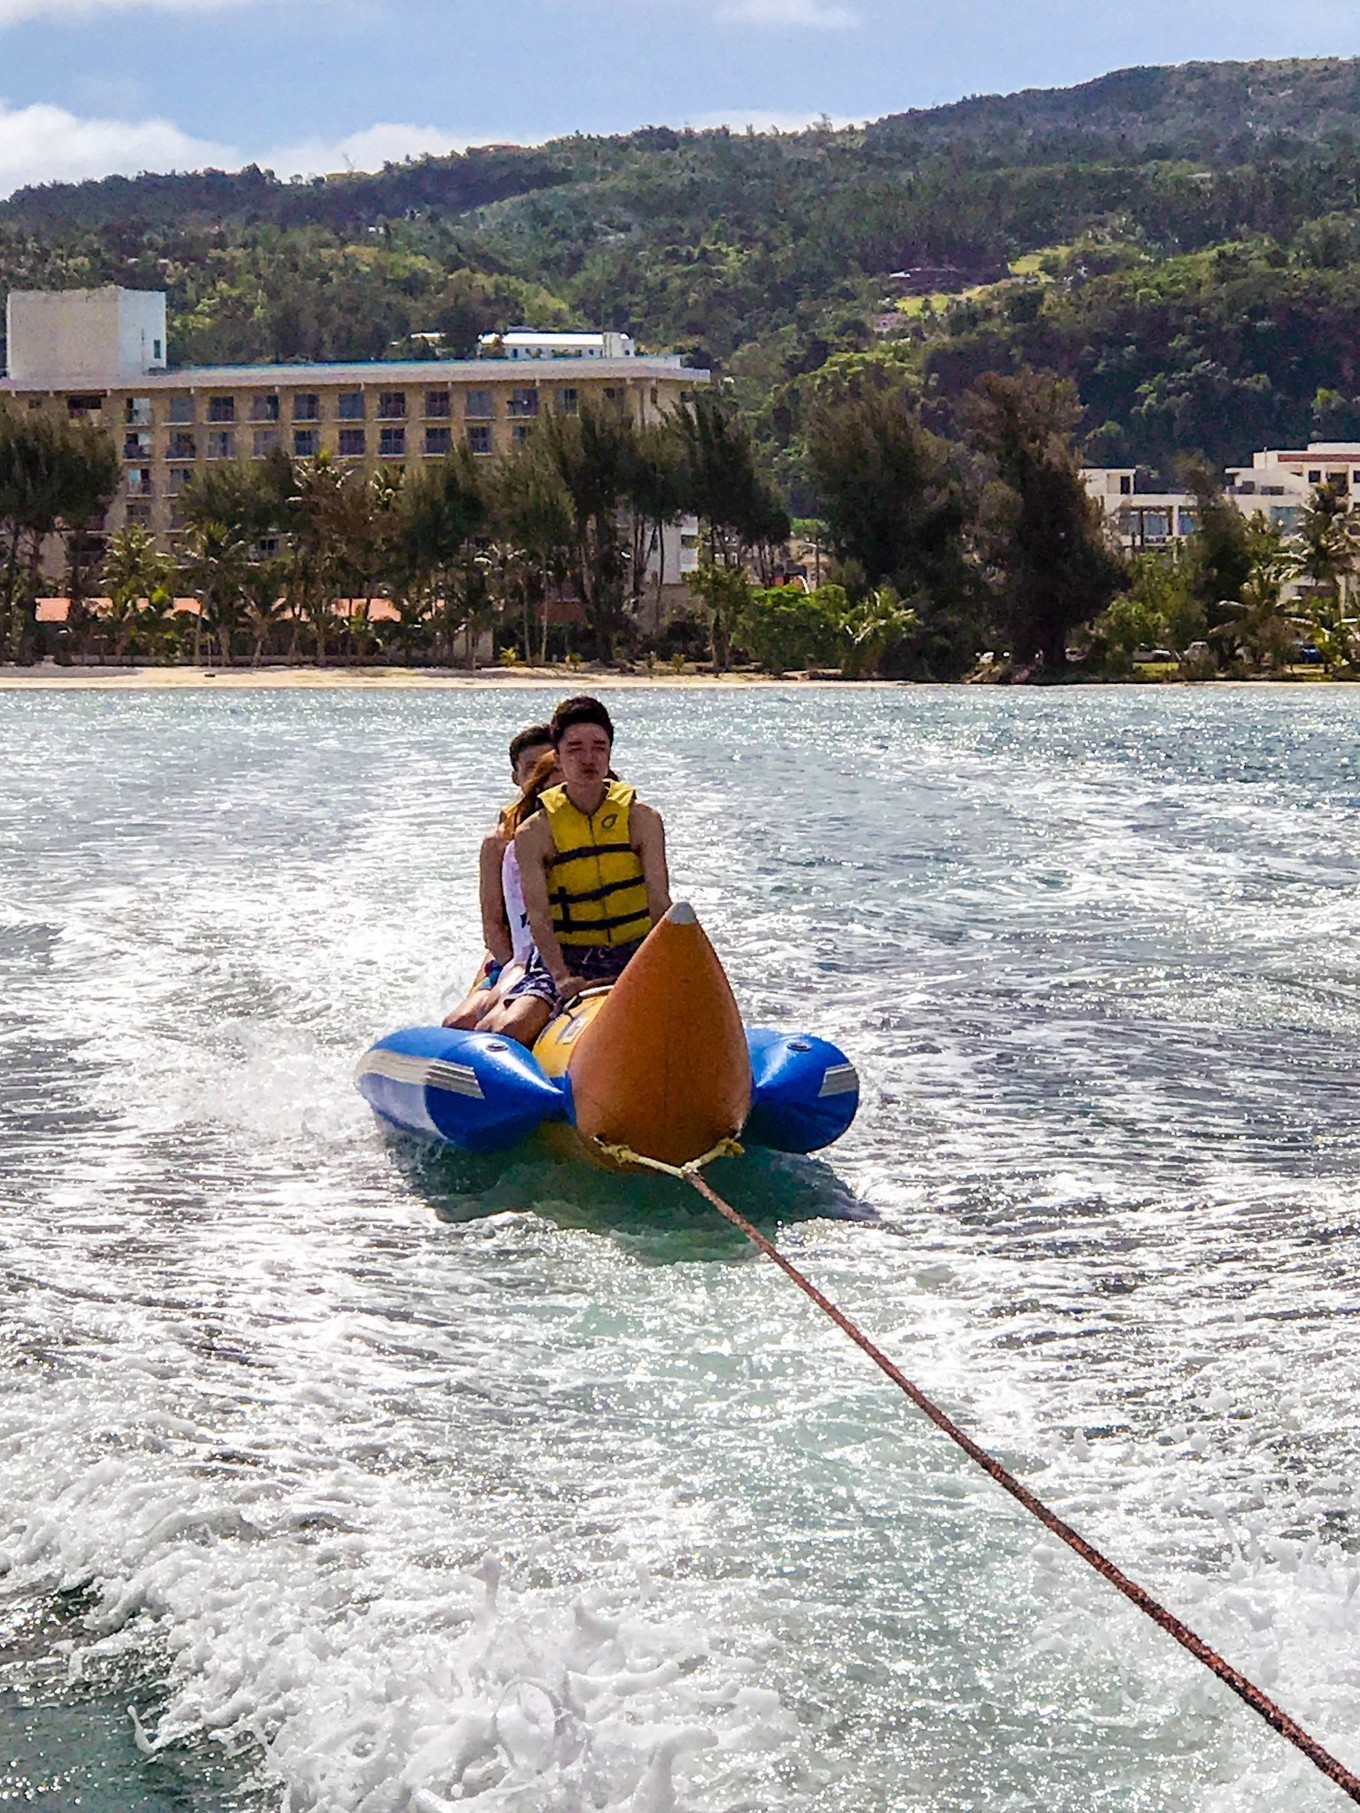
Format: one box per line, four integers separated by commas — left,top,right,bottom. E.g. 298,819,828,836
6,286,166,387
477,328,641,362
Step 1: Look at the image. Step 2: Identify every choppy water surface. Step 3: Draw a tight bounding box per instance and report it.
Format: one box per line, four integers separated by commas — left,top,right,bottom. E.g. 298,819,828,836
2,683,1360,1811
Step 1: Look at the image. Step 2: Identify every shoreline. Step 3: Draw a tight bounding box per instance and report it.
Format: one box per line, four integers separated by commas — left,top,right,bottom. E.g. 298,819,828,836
0,664,902,691
0,664,1354,692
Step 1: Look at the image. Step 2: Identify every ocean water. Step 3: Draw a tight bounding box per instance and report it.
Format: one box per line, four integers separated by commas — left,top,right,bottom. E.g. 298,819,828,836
2,682,1360,1812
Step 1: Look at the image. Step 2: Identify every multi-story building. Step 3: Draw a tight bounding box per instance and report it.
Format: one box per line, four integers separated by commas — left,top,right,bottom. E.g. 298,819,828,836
1086,443,1360,554
1,288,706,562
1082,468,1200,550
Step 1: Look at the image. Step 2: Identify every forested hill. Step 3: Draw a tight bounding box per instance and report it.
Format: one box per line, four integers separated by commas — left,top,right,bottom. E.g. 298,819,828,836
8,56,1360,501
866,58,1360,160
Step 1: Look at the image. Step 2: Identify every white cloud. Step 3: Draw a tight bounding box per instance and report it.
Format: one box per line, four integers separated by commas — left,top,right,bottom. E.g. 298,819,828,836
259,121,474,179
0,103,515,198
0,0,234,22
0,101,231,195
716,0,858,26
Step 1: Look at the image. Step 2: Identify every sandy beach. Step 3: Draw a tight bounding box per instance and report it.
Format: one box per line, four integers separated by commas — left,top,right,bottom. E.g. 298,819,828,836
0,663,871,691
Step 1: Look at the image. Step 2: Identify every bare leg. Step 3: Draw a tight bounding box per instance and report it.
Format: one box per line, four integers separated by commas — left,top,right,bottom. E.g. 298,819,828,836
478,994,554,1048
442,984,497,1030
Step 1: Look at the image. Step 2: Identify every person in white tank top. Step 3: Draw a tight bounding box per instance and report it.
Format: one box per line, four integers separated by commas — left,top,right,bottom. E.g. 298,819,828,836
442,740,560,1030
501,840,535,969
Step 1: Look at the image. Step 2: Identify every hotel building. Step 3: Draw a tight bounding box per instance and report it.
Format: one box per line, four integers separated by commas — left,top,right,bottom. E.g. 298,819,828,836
1,287,708,554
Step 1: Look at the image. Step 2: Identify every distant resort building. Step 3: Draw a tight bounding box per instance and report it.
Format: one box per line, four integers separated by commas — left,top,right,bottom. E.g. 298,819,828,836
1083,444,1360,552
476,328,640,361
0,288,705,570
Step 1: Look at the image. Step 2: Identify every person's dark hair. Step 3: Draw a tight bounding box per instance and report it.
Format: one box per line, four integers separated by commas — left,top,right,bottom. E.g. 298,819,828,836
502,749,560,836
550,695,614,748
508,723,552,771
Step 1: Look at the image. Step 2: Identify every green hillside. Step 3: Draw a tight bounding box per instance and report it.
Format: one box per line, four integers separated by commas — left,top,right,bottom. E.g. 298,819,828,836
8,57,1360,495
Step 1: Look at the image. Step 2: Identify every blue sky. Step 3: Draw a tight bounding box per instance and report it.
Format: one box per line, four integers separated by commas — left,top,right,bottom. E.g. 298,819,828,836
0,0,1357,198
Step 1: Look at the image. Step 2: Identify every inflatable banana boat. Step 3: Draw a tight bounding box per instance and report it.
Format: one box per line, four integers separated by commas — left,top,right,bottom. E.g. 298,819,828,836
355,903,858,1169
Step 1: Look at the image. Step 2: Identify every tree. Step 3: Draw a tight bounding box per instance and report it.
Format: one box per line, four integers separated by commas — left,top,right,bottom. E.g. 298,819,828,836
182,520,253,666
1210,517,1296,672
537,400,639,660
391,452,487,663
0,404,119,663
684,559,753,671
964,369,1125,672
492,444,575,663
1177,456,1254,649
1295,479,1358,609
102,525,177,661
669,391,789,573
840,586,920,677
808,383,969,594
738,583,845,672
807,380,978,676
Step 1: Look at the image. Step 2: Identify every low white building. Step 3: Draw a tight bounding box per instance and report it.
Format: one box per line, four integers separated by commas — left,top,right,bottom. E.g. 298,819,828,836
1083,445,1360,551
1082,468,1199,549
477,329,641,362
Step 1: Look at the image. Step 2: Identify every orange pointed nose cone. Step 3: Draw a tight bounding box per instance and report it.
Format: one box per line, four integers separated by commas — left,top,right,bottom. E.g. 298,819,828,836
567,903,752,1168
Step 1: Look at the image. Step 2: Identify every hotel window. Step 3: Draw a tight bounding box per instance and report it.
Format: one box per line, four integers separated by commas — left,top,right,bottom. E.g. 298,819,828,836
379,425,406,457
168,502,186,530
338,392,365,421
338,428,366,457
168,395,195,424
512,423,533,446
464,389,493,419
293,427,319,458
125,500,152,527
152,339,162,362
1330,471,1347,486
1308,469,1322,483
167,467,193,496
555,387,578,415
126,468,153,497
251,394,280,422
467,423,492,455
508,387,539,418
377,391,407,420
424,390,451,419
66,395,102,416
125,396,151,426
168,432,197,460
253,428,280,458
425,425,452,455
293,393,321,422
123,431,151,460
207,395,236,424
206,430,235,460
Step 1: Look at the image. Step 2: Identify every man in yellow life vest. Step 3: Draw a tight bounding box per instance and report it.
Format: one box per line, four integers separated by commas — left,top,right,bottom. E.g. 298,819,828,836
481,695,670,1048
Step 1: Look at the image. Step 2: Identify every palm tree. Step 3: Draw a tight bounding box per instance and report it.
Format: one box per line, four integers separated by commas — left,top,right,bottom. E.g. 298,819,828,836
102,525,177,662
0,403,119,662
390,453,486,665
182,520,252,667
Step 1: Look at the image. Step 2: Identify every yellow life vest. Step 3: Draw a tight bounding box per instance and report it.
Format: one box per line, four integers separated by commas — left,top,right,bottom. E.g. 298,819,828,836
542,780,653,948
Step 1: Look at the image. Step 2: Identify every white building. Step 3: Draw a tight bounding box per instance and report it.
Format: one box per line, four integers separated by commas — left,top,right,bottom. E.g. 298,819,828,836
1082,468,1199,550
1083,445,1360,551
6,286,166,387
1225,442,1360,532
477,329,643,362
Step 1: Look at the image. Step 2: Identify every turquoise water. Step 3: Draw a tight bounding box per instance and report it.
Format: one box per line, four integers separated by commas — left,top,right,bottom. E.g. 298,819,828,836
2,683,1360,1810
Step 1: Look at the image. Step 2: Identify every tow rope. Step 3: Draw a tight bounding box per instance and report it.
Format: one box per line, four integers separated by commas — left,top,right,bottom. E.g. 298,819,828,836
594,1136,1360,1805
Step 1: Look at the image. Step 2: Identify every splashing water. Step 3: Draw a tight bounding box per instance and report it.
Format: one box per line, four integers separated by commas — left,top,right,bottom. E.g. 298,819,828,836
3,684,1360,1810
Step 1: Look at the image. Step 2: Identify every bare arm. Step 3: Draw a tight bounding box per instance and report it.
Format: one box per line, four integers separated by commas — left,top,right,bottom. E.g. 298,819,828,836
515,814,575,989
630,800,672,924
478,831,513,966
